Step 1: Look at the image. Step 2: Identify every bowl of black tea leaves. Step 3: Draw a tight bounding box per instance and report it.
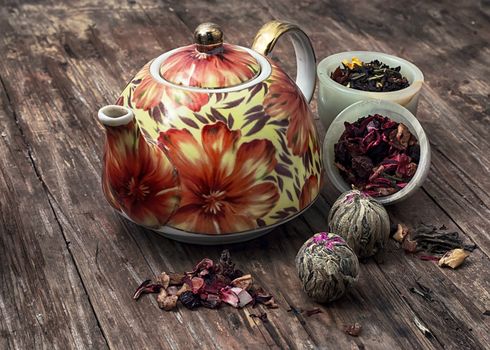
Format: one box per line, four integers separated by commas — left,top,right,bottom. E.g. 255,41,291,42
317,51,424,129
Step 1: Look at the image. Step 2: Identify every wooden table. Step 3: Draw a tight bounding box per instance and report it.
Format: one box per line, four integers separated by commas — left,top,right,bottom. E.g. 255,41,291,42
1,0,489,349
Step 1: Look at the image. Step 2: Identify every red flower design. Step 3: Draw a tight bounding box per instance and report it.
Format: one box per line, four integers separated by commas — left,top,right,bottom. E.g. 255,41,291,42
132,61,209,112
158,122,279,234
132,62,165,111
159,44,259,88
299,175,319,210
104,120,180,227
264,64,318,157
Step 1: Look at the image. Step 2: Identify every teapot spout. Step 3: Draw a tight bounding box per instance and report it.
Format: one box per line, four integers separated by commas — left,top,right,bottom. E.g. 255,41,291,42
98,105,180,228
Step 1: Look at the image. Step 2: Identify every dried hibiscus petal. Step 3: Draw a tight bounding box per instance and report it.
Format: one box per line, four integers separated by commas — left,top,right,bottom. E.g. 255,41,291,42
202,274,228,294
334,114,419,197
219,287,239,308
230,287,253,308
191,277,205,294
216,250,243,280
133,279,163,300
351,156,374,180
187,258,214,275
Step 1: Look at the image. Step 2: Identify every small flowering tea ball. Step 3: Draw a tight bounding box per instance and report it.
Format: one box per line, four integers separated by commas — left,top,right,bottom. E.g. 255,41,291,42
328,190,390,258
295,232,359,303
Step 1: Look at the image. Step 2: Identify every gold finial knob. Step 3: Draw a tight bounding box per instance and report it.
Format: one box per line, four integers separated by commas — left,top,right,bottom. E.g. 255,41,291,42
194,22,223,52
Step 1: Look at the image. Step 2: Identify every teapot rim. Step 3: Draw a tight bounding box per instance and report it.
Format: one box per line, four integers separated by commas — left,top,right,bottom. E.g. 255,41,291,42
149,45,272,93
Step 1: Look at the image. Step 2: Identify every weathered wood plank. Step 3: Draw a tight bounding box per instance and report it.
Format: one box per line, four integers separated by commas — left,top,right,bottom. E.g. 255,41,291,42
0,59,108,350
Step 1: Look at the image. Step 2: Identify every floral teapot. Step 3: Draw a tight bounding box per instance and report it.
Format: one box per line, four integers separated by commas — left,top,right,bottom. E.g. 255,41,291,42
98,21,323,244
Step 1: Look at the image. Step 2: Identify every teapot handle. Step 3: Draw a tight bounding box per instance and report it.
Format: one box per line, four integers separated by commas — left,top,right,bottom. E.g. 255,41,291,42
252,20,316,102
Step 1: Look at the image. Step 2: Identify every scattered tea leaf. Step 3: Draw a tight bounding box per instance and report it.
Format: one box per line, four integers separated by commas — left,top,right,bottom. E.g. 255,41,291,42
331,58,409,92
412,224,476,256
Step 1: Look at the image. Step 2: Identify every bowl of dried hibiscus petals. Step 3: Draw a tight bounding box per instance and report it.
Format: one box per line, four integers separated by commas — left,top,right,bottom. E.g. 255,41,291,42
317,51,424,129
323,99,430,205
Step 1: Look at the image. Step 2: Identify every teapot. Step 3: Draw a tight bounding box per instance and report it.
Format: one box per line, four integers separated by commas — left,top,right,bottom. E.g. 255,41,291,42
98,20,323,244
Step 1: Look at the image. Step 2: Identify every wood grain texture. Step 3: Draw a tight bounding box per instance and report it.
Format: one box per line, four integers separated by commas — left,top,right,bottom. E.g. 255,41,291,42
0,0,488,349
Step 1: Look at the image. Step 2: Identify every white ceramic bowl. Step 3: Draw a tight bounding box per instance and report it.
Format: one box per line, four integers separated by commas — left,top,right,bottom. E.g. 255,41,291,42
317,51,424,129
323,100,431,205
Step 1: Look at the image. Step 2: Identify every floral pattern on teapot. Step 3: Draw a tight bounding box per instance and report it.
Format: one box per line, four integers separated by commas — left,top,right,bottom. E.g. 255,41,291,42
104,58,322,235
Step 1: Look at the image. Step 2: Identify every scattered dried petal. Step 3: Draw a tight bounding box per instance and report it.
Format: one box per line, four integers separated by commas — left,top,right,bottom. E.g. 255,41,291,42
162,295,178,311
216,249,243,280
402,239,418,254
176,283,191,296
133,279,163,300
438,249,469,269
187,258,214,275
201,293,221,309
343,323,362,337
393,224,409,243
191,277,205,294
231,274,253,290
179,291,201,309
155,272,170,289
157,289,178,311
168,273,185,285
305,308,322,316
236,289,253,308
133,279,151,300
252,288,278,308
134,251,278,313
167,286,179,296
219,287,239,308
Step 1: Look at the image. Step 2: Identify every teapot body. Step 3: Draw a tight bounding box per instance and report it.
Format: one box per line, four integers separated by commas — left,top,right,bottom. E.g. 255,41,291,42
99,21,323,242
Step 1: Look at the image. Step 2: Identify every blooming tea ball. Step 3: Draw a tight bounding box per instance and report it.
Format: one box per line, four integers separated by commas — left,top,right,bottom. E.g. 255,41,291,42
295,232,359,303
328,190,390,258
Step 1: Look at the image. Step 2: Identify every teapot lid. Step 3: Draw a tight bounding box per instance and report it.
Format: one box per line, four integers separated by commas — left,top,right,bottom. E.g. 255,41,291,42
159,23,261,89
